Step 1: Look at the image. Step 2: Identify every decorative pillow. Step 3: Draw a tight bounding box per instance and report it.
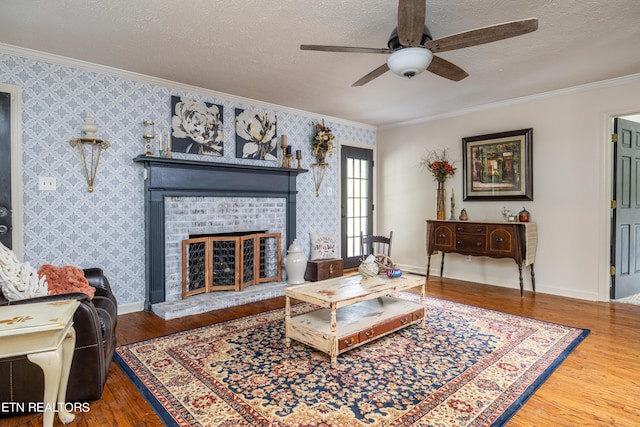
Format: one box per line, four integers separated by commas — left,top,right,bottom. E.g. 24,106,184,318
38,264,95,299
310,233,337,260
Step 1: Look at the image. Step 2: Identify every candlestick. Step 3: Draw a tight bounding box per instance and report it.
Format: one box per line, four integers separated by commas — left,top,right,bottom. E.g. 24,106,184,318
286,153,292,168
280,135,288,168
159,133,163,151
449,187,456,220
165,131,173,158
296,149,302,169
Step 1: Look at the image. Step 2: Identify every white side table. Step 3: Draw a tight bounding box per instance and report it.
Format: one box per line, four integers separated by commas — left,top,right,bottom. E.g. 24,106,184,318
0,299,80,427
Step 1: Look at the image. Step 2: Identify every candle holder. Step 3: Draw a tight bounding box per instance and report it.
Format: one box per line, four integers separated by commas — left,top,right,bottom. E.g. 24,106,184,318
296,150,302,169
143,120,155,156
449,188,456,220
286,153,292,168
280,135,288,168
165,131,173,158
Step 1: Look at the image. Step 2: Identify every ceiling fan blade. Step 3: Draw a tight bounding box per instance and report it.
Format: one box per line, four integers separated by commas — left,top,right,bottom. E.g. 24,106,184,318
427,56,469,81
425,18,538,53
352,63,390,87
397,0,426,47
301,44,391,54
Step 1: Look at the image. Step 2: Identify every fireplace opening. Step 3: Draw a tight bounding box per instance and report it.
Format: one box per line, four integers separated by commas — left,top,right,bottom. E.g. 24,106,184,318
182,231,281,299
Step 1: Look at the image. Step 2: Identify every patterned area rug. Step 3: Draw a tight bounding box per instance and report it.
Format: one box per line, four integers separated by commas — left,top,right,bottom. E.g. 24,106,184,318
115,295,589,426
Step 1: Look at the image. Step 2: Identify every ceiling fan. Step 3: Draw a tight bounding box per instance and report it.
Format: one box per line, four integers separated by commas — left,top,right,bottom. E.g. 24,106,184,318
300,0,538,86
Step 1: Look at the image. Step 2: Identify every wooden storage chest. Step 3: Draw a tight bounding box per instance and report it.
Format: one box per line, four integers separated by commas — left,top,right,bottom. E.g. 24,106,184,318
304,258,343,282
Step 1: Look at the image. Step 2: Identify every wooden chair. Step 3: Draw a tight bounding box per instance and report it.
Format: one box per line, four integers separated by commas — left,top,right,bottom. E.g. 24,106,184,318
360,231,393,271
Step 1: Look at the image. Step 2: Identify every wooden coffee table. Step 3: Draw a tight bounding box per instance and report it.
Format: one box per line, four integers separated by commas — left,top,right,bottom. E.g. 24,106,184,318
285,273,425,367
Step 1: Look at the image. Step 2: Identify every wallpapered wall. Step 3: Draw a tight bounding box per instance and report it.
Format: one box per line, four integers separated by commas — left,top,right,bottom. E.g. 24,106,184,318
0,49,376,308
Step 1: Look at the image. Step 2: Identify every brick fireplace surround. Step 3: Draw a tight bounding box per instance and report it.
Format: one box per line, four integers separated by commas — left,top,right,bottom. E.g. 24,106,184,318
134,156,306,312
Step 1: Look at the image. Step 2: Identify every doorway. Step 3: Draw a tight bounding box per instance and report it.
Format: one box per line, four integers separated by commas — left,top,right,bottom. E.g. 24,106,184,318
612,114,640,300
0,84,23,261
340,145,374,268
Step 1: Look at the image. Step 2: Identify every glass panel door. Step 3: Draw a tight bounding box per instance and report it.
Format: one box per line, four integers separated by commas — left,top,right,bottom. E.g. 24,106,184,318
341,146,373,268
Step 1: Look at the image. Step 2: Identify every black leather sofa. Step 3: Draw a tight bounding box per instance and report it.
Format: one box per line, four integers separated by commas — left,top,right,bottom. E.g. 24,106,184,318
0,268,117,407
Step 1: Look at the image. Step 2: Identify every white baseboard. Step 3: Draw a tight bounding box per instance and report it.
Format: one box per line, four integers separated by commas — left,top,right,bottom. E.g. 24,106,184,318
118,301,145,315
398,263,599,301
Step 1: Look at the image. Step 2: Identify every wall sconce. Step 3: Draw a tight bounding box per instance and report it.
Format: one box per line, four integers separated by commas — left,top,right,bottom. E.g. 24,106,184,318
143,120,155,156
69,111,110,192
310,162,329,197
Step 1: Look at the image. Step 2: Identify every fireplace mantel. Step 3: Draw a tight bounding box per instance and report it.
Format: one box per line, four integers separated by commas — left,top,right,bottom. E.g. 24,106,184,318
134,155,307,309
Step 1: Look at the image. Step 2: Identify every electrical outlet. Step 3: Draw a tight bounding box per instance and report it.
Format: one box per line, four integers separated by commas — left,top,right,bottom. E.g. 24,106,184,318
465,255,472,261
38,176,57,191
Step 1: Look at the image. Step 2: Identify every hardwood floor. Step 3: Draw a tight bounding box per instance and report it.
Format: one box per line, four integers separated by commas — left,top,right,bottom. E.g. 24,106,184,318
2,276,640,426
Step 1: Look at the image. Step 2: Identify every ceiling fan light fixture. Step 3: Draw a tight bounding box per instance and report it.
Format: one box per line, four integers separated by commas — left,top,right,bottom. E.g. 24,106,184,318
386,47,433,78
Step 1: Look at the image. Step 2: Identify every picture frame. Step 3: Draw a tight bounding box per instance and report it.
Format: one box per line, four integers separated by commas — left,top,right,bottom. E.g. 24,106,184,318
235,108,278,161
170,96,224,156
462,128,533,201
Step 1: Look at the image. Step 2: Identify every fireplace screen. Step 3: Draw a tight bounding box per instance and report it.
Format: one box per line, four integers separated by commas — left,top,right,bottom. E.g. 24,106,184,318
182,232,281,298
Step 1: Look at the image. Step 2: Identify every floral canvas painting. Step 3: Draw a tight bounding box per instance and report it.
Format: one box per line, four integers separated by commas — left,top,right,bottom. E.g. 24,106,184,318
235,108,278,161
171,96,224,156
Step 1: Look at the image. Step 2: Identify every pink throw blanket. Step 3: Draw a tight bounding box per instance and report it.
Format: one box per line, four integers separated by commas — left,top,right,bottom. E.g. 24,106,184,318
38,264,95,299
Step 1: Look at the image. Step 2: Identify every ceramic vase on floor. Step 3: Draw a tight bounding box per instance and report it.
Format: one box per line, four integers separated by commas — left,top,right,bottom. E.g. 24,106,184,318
436,181,446,220
283,240,307,284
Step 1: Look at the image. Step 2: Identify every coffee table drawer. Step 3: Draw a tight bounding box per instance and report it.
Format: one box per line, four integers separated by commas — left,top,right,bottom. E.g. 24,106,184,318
339,333,359,350
358,308,424,342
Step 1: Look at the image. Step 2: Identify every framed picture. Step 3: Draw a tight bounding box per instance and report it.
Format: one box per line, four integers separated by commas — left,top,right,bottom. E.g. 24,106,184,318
462,128,533,201
171,96,224,156
235,108,278,161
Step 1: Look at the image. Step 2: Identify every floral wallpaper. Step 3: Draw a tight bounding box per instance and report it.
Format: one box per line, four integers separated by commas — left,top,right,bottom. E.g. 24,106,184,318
0,48,376,308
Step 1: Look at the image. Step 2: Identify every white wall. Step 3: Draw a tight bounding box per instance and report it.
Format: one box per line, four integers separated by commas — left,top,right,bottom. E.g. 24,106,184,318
377,75,640,301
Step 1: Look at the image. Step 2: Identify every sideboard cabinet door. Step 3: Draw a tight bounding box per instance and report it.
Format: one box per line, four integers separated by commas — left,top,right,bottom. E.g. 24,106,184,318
487,226,516,257
432,223,455,250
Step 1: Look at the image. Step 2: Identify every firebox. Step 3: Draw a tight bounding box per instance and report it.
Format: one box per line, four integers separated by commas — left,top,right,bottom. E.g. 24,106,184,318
182,231,281,298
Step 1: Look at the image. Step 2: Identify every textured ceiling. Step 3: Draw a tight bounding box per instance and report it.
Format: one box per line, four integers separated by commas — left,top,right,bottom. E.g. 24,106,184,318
0,0,638,127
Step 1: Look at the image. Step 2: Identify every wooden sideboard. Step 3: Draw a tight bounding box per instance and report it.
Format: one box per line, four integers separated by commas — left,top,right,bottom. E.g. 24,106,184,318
426,220,537,296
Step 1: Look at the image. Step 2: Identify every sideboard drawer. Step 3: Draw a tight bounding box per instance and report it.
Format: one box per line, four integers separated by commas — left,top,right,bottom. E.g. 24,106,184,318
455,233,487,253
454,223,487,234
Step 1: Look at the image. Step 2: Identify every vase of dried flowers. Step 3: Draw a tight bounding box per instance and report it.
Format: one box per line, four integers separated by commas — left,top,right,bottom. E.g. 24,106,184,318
312,120,334,164
422,149,456,220
316,150,327,164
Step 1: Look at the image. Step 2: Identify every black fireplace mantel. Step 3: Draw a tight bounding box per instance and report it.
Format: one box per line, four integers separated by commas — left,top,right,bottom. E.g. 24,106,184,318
134,155,307,309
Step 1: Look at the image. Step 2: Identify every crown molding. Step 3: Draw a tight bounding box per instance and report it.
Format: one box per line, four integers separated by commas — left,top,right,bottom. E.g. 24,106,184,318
379,73,640,131
0,43,375,131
